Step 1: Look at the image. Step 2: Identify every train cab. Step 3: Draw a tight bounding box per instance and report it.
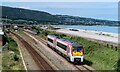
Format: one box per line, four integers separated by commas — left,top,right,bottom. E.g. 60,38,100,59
71,43,84,62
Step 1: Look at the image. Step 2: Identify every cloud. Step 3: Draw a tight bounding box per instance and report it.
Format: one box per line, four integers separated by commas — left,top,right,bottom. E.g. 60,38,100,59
18,6,31,9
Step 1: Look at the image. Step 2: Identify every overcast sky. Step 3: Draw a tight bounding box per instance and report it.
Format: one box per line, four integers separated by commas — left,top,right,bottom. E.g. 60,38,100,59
1,2,118,21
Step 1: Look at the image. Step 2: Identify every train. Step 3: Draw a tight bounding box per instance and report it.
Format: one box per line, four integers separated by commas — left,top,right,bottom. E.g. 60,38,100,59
47,35,84,63
13,25,18,31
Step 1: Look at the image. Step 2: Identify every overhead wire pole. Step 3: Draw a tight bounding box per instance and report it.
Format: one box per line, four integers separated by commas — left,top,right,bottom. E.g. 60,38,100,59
5,16,7,26
3,16,7,32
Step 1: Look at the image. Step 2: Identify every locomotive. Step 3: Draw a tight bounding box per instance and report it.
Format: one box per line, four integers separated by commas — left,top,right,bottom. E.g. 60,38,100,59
47,35,84,63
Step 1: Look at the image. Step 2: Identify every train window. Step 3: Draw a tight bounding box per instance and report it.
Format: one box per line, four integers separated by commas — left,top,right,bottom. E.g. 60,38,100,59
57,42,67,50
48,38,53,43
72,46,82,52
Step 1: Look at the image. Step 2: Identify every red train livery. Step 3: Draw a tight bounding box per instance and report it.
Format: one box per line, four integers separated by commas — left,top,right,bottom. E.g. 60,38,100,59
47,35,84,63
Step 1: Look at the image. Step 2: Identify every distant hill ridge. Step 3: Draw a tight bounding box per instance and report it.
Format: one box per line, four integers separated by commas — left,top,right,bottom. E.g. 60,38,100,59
1,6,119,26
1,6,58,22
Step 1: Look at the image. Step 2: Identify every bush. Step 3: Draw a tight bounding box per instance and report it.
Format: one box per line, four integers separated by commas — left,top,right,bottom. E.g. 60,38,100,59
115,46,117,51
13,54,19,61
6,37,19,54
115,58,120,72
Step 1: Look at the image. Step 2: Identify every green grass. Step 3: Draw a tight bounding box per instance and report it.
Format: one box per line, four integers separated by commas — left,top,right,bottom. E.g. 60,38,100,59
18,28,24,34
2,35,24,70
62,36,118,70
35,28,119,70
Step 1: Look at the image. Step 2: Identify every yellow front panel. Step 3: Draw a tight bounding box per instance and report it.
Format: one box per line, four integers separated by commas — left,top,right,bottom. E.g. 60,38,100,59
73,52,83,56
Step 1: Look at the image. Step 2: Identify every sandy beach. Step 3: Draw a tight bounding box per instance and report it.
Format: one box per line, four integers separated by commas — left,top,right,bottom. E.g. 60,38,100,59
55,28,119,44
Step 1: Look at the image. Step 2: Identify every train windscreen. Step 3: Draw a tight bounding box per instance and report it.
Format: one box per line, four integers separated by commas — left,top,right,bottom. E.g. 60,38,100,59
72,46,83,52
72,46,83,56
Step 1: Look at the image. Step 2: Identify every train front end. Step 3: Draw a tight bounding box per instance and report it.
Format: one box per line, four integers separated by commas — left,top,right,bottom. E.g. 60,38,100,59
71,44,84,63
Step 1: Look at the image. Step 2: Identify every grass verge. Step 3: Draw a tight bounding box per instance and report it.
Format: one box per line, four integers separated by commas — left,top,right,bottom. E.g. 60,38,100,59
2,34,24,70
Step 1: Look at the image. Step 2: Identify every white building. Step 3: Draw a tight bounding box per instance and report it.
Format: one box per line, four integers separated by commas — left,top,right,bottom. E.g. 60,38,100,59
0,28,4,46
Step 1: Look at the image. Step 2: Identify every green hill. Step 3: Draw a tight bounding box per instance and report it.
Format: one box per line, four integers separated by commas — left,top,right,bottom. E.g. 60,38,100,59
1,6,58,23
1,6,118,26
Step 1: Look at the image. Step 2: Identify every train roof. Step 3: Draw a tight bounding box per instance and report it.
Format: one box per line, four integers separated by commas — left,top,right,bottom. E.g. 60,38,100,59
48,34,83,47
72,42,83,47
48,34,59,38
59,38,83,47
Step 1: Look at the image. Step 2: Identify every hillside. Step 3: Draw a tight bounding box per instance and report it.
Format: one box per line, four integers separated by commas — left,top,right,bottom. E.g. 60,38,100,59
55,15,118,26
1,6,119,26
1,6,58,23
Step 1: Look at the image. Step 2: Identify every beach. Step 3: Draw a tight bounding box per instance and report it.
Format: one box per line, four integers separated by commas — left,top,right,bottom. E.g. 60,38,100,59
55,28,119,44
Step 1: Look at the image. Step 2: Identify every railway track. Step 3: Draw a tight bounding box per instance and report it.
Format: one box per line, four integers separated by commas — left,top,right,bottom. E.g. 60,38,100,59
11,32,54,71
25,31,96,72
36,35,94,72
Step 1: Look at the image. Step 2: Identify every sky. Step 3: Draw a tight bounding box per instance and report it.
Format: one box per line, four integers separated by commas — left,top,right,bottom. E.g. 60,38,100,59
0,0,119,2
1,2,119,21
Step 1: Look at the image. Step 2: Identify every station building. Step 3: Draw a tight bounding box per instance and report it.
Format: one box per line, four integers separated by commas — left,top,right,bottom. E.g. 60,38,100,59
0,28,4,46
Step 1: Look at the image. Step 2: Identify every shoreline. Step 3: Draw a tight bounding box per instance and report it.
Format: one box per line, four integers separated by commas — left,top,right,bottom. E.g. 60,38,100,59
66,28,119,38
52,25,119,36
55,28,119,45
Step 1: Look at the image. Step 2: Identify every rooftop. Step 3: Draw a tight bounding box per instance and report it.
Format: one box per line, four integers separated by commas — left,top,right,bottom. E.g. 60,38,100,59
0,28,4,35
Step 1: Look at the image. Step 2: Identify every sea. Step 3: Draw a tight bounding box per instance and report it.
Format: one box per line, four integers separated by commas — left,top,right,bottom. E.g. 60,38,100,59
53,25,119,34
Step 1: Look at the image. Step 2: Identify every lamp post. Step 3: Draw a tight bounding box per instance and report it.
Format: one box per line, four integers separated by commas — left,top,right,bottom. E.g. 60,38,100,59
6,16,7,25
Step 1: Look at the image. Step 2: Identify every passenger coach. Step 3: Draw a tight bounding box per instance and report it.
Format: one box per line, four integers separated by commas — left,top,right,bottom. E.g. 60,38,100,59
47,35,84,63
